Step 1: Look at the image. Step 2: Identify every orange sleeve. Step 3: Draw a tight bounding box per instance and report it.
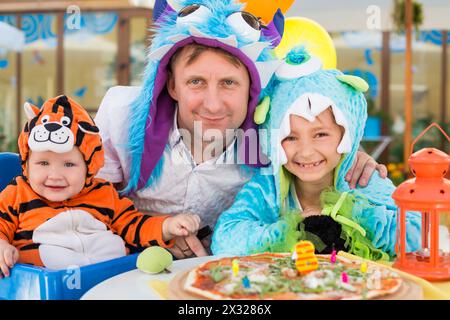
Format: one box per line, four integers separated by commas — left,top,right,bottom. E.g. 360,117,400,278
109,188,175,249
0,179,20,243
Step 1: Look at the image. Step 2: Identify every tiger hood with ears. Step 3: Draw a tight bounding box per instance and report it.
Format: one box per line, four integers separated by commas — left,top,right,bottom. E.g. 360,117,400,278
18,95,104,186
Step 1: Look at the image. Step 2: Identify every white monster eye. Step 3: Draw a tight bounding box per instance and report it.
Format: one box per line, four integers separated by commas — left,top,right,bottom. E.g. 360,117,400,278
176,4,212,28
41,115,50,124
60,116,71,126
226,11,263,43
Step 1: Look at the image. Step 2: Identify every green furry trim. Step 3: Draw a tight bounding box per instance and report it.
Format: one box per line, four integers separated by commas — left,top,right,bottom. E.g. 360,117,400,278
320,188,391,262
333,155,346,188
270,211,302,253
250,211,302,255
279,166,292,209
255,211,327,255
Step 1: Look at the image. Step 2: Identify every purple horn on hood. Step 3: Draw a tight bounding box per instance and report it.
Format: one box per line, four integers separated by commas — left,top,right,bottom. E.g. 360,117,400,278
262,8,285,47
153,0,177,22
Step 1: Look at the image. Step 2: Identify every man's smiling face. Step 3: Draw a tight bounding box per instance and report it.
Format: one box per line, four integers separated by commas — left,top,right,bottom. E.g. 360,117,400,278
167,45,250,142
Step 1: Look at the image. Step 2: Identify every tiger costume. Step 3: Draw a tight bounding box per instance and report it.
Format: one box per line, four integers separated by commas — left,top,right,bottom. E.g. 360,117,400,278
0,95,174,269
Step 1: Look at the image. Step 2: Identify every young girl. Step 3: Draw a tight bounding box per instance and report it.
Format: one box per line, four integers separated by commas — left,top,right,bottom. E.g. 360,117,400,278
211,48,421,260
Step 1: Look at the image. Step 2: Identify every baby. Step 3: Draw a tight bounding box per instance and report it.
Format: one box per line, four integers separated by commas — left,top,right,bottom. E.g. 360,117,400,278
0,95,200,277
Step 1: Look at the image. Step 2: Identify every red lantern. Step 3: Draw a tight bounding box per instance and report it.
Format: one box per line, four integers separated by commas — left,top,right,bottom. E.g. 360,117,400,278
392,123,450,281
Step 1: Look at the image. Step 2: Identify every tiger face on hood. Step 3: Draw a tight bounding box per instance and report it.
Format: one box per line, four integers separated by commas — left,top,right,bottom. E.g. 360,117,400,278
18,95,104,186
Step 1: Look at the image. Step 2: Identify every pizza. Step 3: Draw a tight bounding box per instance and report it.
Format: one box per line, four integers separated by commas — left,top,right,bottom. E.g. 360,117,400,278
183,253,403,300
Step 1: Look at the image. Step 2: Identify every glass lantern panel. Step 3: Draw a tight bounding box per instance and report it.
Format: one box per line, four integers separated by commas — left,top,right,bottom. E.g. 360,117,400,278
415,211,432,262
411,210,449,264
395,208,424,259
396,208,402,257
440,212,450,257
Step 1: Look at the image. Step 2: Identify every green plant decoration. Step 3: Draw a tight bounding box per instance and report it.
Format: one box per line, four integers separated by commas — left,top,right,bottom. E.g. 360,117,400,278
392,0,424,38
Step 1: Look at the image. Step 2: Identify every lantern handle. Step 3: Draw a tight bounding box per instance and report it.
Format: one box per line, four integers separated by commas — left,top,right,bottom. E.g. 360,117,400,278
410,122,450,155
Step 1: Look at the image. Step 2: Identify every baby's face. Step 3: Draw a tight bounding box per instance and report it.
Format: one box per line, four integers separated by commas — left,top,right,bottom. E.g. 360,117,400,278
27,147,87,202
281,108,343,184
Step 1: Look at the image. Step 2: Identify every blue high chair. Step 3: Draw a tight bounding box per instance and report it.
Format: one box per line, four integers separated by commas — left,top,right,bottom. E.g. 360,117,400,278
0,152,21,191
0,152,139,300
0,254,139,300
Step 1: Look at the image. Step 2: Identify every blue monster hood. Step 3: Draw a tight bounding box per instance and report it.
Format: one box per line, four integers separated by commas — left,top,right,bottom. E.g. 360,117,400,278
125,0,290,193
258,47,370,205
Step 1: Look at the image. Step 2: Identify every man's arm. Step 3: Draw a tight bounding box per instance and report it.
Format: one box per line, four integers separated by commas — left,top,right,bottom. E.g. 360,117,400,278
345,151,388,189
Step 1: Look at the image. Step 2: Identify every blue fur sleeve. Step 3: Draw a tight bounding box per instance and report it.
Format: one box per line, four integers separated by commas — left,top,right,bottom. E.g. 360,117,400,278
211,173,297,256
351,173,422,255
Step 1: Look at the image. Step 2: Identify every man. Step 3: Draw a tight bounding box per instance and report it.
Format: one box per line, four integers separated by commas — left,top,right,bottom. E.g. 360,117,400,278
94,0,387,259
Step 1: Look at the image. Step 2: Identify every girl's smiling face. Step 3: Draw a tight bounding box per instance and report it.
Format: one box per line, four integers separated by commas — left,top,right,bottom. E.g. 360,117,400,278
281,108,344,184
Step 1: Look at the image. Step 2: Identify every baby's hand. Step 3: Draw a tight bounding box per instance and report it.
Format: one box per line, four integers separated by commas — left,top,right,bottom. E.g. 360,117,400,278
162,214,201,241
0,240,19,278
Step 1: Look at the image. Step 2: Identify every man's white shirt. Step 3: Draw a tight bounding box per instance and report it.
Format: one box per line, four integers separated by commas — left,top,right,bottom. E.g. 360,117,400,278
95,86,253,229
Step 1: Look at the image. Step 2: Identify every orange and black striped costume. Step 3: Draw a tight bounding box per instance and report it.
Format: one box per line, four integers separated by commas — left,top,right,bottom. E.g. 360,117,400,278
0,176,173,267
0,95,174,269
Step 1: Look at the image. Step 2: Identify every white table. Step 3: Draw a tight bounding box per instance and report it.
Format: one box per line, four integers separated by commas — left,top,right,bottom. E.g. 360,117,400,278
81,256,218,300
80,253,450,300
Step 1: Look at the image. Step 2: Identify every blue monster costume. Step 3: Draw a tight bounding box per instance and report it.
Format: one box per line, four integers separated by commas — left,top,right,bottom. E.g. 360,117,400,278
124,0,289,193
212,47,422,260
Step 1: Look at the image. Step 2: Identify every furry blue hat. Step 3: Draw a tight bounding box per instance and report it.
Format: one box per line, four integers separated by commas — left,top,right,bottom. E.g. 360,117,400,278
125,0,289,193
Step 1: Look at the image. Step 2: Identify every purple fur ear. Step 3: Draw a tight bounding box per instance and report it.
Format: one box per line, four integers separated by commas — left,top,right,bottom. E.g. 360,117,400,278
261,8,285,47
153,0,176,22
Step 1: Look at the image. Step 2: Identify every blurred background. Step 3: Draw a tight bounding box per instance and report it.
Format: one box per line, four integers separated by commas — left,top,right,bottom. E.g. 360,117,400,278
0,0,449,184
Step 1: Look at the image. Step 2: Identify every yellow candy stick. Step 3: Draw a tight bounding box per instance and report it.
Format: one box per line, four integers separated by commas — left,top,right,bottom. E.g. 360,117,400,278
232,259,239,277
361,262,368,273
